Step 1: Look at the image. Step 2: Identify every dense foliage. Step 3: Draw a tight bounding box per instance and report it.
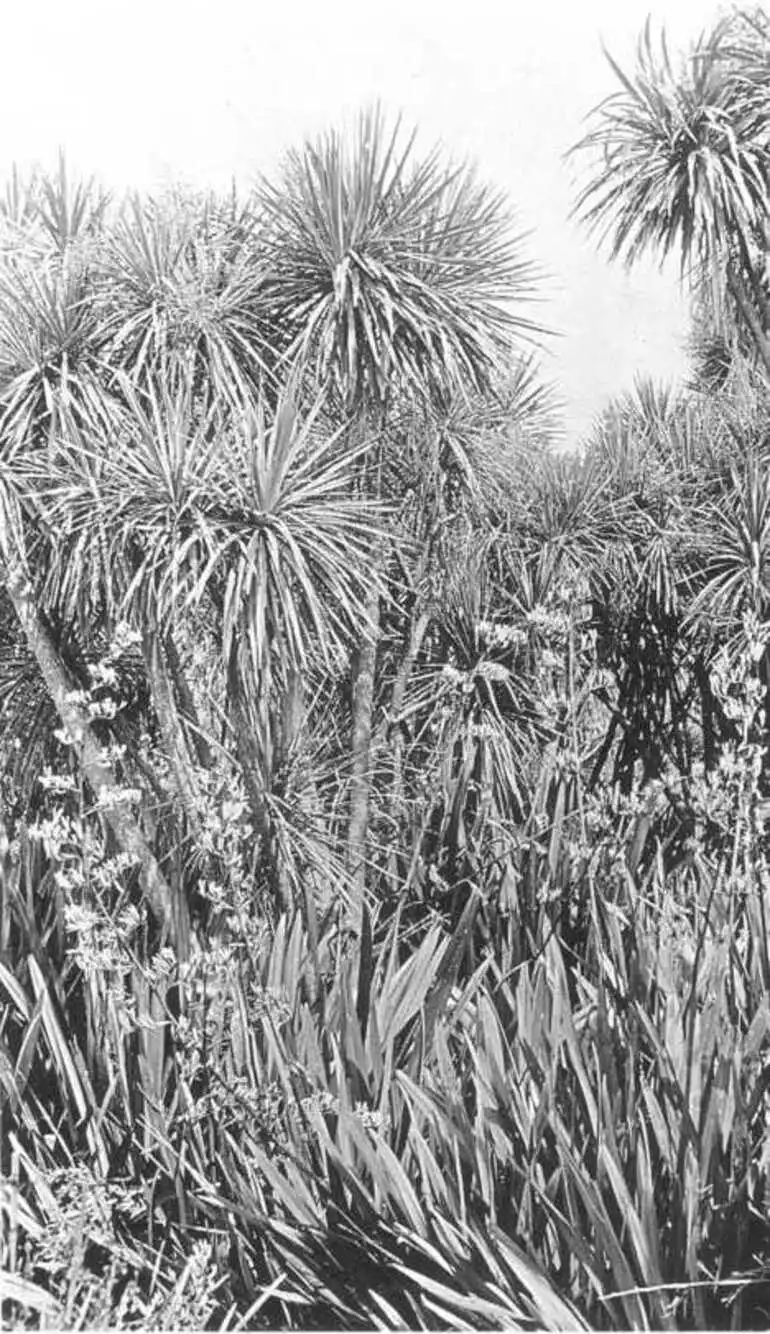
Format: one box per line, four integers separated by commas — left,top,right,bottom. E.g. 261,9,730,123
2,13,770,1330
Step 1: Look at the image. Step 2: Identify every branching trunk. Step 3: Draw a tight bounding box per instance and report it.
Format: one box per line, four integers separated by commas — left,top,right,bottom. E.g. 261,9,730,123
5,564,181,945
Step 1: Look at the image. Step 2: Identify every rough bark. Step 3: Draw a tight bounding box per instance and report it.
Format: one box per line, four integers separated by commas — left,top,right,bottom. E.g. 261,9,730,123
5,563,180,944
347,584,381,912
279,666,305,775
228,677,277,887
164,629,212,773
384,609,430,888
143,630,204,834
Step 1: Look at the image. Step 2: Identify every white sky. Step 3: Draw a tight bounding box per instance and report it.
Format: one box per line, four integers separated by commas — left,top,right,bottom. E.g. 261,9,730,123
1,0,728,446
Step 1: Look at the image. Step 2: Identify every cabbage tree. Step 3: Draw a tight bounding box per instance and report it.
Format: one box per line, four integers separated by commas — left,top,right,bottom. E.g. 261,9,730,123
257,107,543,903
573,11,770,375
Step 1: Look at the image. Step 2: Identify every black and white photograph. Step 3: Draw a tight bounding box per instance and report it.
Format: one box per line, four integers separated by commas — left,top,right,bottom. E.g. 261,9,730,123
1,1,769,1329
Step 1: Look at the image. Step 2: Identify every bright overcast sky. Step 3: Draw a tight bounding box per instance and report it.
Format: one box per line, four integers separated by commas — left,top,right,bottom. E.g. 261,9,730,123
2,0,728,447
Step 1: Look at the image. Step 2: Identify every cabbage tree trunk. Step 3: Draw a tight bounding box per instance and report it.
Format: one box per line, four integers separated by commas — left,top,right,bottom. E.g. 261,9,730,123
5,561,180,945
143,630,204,835
385,609,430,886
347,584,380,914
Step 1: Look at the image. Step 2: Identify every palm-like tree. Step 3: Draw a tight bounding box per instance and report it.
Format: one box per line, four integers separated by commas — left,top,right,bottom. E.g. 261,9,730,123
0,161,389,937
257,106,541,413
573,11,770,375
98,189,275,403
0,127,548,935
574,380,762,792
256,107,544,906
0,165,190,940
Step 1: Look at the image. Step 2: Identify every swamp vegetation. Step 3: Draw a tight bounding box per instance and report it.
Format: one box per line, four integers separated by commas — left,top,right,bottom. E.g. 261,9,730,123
2,9,770,1329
